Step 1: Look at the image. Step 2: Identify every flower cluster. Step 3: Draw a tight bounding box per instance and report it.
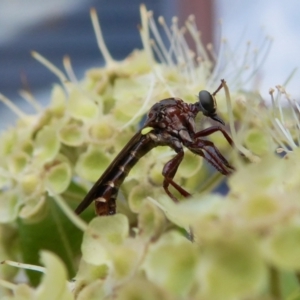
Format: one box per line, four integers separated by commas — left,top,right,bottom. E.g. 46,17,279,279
0,4,299,300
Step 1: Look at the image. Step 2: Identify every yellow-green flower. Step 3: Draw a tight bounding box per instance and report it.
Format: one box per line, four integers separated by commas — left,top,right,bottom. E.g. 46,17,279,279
0,4,300,300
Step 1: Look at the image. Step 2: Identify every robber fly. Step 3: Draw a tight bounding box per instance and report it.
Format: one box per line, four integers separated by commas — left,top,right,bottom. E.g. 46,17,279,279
75,79,234,216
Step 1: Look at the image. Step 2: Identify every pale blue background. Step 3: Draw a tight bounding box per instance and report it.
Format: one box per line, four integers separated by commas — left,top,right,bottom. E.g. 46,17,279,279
215,0,300,98
0,0,299,128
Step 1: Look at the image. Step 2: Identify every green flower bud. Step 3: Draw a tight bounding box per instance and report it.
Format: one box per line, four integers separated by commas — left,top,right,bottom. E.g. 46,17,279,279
128,185,150,213
75,146,110,182
114,277,170,300
183,164,212,192
76,260,108,283
76,280,105,300
177,150,203,178
197,236,267,299
110,243,141,281
112,77,149,122
115,278,172,300
45,161,71,194
148,162,164,186
138,201,166,240
81,214,129,265
244,128,272,156
151,194,224,235
59,121,85,147
20,140,34,156
33,126,60,165
0,226,19,280
0,129,17,156
19,195,48,223
20,173,43,196
237,193,284,229
49,85,67,117
118,50,151,75
67,88,100,121
144,231,198,296
263,224,300,271
228,155,283,195
8,151,29,174
88,119,115,143
0,191,20,223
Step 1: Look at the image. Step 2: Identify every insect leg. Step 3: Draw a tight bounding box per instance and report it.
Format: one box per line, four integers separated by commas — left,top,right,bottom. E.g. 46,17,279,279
188,139,234,175
162,150,191,202
194,125,234,147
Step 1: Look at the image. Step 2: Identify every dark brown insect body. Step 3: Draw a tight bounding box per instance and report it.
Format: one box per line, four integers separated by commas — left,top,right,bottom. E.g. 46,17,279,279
75,80,234,216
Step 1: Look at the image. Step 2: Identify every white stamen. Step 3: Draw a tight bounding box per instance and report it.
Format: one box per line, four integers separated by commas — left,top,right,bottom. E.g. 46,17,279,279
185,17,210,64
275,85,285,124
285,93,300,146
2,260,46,273
207,38,226,88
0,279,18,291
151,39,166,64
158,16,173,48
139,4,154,64
148,14,172,66
0,93,27,118
31,51,68,85
171,23,185,66
63,55,78,83
90,8,115,67
273,118,297,149
282,67,298,87
121,74,156,130
222,81,259,162
19,90,42,112
177,28,196,83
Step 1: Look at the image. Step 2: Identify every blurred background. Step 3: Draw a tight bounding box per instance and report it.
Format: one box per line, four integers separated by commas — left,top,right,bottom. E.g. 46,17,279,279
0,0,299,128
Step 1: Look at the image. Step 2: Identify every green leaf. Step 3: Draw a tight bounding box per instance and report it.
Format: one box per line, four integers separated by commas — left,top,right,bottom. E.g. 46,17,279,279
17,197,84,286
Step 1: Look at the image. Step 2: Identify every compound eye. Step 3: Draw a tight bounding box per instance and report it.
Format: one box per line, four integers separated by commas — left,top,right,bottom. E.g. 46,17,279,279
198,90,216,115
